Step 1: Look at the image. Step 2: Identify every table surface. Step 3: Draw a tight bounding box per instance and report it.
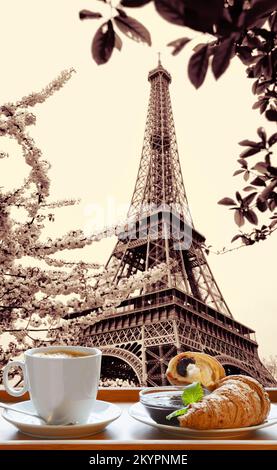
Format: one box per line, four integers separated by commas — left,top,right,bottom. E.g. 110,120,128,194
1,388,277,450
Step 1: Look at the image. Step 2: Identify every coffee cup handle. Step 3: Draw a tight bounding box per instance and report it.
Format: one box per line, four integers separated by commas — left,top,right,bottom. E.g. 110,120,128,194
3,361,28,397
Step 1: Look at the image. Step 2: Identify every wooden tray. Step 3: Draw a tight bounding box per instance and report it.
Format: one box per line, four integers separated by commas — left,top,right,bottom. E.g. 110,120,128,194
0,388,277,450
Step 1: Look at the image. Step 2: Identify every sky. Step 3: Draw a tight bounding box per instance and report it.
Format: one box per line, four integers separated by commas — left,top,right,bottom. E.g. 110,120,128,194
0,0,276,360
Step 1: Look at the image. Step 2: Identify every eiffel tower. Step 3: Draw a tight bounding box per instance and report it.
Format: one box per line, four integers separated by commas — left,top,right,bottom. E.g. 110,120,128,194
79,59,275,387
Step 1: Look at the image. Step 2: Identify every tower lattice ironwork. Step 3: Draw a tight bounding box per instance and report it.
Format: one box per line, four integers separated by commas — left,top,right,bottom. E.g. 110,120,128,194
78,61,275,387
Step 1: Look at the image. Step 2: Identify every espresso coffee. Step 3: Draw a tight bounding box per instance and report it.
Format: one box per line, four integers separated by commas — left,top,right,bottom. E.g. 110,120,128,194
4,346,101,424
33,349,92,359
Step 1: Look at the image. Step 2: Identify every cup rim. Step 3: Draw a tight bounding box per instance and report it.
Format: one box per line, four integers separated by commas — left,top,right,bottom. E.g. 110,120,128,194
25,345,102,359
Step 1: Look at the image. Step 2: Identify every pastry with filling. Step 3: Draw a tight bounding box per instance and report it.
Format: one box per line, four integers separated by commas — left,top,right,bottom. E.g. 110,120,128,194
166,352,225,390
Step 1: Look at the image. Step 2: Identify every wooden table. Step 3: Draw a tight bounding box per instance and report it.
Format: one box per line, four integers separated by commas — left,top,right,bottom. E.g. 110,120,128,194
0,388,277,450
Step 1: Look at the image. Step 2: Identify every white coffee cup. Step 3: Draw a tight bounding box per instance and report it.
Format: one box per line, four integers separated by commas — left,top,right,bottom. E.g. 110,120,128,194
3,346,102,425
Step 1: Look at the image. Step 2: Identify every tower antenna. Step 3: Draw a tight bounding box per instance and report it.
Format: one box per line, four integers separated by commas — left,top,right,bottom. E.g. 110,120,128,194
158,51,161,66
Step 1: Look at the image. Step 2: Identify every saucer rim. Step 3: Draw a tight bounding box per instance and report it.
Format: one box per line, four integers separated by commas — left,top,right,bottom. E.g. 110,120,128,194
2,399,121,430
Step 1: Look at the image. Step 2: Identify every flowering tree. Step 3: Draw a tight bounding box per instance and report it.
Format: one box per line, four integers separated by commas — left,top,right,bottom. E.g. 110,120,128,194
0,70,168,378
263,355,277,379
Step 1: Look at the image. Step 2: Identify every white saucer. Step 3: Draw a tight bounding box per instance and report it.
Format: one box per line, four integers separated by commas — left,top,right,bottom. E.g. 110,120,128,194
129,402,277,439
2,400,121,439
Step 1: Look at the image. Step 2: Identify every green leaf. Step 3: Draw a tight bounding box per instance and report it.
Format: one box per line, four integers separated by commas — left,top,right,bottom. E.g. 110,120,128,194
182,382,204,406
233,169,244,176
166,407,188,421
167,37,191,55
251,176,266,187
114,14,151,45
257,127,267,144
188,44,210,89
237,158,248,168
218,197,236,206
91,21,115,65
244,209,258,225
240,147,262,158
212,37,235,80
243,192,257,206
237,46,253,66
268,133,277,147
156,0,224,34
236,191,242,202
243,170,250,181
268,166,277,177
269,219,277,229
266,109,277,121
114,32,123,51
238,140,261,148
245,0,277,29
154,0,186,26
231,234,242,243
252,162,268,174
79,10,102,20
235,209,245,227
257,197,268,212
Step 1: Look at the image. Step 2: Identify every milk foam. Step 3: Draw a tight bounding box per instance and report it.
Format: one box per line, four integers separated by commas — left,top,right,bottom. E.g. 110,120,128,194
33,350,90,359
34,352,75,359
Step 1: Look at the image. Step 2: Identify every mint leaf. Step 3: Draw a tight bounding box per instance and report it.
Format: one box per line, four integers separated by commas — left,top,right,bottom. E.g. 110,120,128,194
165,383,204,423
181,382,204,406
166,407,188,421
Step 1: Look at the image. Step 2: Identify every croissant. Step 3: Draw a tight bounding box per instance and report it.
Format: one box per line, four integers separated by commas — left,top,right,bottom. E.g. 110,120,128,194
178,375,271,429
166,352,225,390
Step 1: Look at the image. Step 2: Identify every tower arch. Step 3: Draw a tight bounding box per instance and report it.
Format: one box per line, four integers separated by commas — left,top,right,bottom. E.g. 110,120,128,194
100,347,142,384
215,355,257,377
